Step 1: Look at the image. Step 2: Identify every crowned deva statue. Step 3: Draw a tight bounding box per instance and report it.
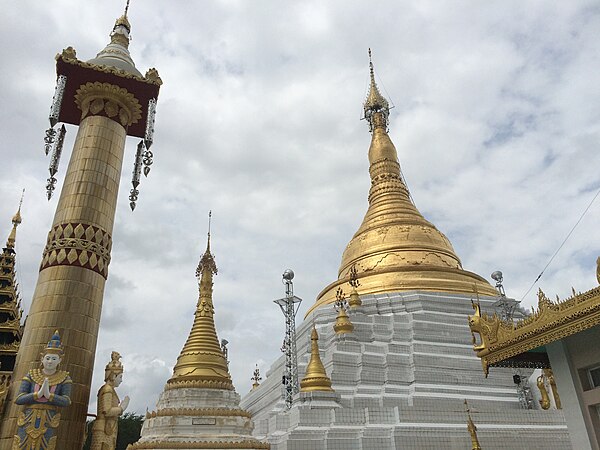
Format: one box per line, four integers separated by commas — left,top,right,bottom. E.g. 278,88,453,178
13,330,72,450
90,351,129,450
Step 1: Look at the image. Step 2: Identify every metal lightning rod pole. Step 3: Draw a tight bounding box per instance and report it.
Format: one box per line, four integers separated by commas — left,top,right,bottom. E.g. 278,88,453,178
274,269,302,409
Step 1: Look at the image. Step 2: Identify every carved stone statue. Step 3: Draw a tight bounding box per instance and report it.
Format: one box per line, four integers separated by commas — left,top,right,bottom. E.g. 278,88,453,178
13,330,72,450
90,351,129,450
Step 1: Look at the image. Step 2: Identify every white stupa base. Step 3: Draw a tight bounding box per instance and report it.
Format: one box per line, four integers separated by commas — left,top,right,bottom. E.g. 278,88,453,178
130,387,269,450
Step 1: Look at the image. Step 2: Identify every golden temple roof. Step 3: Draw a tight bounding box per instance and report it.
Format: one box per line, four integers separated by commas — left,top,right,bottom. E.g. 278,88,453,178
168,233,233,390
308,53,496,314
300,327,334,392
469,276,600,376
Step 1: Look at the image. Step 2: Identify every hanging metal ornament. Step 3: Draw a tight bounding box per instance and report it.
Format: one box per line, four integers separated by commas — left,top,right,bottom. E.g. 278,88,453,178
43,75,67,155
44,128,57,156
49,75,67,127
46,125,67,200
142,149,153,177
144,98,157,149
129,140,144,211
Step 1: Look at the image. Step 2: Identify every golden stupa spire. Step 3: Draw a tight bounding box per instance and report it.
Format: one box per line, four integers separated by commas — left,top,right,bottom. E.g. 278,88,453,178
86,0,141,76
364,48,391,132
465,400,482,450
113,0,132,46
309,51,496,314
168,213,233,390
300,327,334,392
6,190,24,250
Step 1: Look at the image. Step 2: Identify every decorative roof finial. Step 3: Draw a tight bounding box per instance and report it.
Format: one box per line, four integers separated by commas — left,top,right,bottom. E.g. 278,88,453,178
300,327,334,392
7,190,24,249
251,364,262,389
363,48,391,132
347,264,362,308
112,0,132,46
464,400,482,450
208,210,212,244
14,189,24,225
196,212,217,279
333,288,354,335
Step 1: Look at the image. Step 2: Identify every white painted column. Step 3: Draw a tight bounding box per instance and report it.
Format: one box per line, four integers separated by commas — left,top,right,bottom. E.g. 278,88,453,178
546,340,597,450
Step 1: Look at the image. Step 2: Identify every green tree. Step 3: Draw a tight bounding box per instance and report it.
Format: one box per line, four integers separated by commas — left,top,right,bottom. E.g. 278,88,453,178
82,412,144,450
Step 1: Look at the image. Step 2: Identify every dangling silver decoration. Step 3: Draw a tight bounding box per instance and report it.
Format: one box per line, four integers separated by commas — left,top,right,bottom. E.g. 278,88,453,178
46,125,67,200
44,127,57,156
129,140,144,211
144,98,157,149
49,75,67,127
142,148,153,177
43,75,67,156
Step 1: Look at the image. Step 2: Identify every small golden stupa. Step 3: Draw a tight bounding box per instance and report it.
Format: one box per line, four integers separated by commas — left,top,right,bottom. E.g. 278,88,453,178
300,327,334,392
333,288,354,335
167,232,233,390
347,265,362,308
133,224,269,450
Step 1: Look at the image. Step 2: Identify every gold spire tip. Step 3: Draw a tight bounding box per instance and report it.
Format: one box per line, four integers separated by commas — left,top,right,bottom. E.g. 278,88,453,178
208,210,212,240
114,0,132,33
12,189,24,226
363,48,390,131
196,213,217,279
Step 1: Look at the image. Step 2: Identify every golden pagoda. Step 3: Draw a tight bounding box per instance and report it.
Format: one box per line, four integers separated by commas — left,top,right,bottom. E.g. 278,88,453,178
300,327,334,392
0,201,24,389
167,232,233,390
309,50,495,314
132,230,269,450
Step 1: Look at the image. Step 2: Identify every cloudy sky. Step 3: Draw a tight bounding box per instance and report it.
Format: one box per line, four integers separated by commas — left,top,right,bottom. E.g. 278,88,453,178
1,1,599,414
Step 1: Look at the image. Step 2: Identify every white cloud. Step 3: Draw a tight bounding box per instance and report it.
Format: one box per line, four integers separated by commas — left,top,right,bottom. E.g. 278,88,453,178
1,0,599,414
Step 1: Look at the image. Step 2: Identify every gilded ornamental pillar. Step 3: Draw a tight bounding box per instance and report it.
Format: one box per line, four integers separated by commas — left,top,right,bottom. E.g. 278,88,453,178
0,9,161,449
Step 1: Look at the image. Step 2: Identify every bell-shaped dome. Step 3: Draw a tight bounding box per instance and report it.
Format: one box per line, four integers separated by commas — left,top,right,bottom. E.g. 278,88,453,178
87,14,142,76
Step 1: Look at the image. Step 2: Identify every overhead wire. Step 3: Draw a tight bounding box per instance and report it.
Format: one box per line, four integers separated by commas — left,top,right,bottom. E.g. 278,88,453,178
520,183,600,301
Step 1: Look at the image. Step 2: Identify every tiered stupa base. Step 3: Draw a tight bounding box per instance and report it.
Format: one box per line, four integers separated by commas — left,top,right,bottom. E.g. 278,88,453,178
241,292,571,450
130,387,269,450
